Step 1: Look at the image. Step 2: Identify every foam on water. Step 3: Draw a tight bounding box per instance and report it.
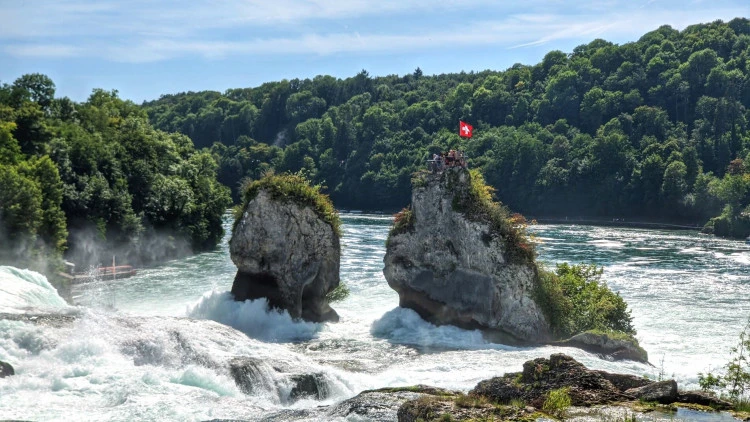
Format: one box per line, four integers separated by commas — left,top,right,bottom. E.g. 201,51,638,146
0,266,71,313
0,308,358,421
186,290,322,342
372,307,495,350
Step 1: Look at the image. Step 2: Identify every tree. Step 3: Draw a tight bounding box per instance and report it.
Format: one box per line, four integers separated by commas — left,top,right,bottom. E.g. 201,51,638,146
12,73,56,110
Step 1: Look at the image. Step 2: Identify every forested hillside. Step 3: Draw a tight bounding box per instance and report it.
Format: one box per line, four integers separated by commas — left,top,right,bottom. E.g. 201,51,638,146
3,17,750,273
0,76,231,272
145,18,750,237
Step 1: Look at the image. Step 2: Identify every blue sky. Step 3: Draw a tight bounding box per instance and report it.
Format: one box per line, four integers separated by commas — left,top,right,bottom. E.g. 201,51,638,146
1,0,748,103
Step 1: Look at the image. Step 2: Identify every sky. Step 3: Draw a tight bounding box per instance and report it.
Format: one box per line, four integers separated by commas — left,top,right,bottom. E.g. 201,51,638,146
1,0,748,104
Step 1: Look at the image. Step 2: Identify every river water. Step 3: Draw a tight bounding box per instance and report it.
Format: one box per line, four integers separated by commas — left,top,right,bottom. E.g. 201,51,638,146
1,213,749,421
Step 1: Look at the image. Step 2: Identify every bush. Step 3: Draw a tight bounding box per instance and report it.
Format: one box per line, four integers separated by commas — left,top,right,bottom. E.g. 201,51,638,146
535,263,635,339
542,387,571,418
325,283,350,303
388,206,415,240
237,171,341,236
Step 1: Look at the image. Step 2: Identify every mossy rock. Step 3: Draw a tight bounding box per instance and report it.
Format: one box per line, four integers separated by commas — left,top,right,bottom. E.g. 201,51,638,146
236,172,341,237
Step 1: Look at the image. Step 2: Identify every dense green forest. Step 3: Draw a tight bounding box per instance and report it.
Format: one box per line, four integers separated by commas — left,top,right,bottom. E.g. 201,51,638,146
144,18,750,237
0,75,231,272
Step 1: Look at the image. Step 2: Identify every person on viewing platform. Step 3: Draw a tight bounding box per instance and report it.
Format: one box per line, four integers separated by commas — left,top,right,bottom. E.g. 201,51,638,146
427,151,467,172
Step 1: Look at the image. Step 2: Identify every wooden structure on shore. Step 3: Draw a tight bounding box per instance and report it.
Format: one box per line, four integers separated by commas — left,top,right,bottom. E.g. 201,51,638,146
57,257,137,284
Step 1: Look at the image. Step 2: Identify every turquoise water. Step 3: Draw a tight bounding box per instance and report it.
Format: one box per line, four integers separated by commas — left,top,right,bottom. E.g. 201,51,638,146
1,213,748,421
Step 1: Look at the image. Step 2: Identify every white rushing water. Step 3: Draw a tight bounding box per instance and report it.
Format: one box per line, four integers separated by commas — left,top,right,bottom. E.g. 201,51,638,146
1,214,749,421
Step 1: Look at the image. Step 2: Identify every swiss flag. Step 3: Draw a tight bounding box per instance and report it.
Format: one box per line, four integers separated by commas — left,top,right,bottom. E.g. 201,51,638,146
459,121,473,138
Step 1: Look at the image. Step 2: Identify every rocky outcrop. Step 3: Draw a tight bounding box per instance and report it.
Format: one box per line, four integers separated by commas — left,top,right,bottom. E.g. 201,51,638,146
258,386,446,422
396,354,736,421
559,331,649,363
624,380,677,403
471,354,627,407
0,360,14,378
289,373,329,400
383,168,550,342
228,357,331,403
230,189,340,322
677,391,733,410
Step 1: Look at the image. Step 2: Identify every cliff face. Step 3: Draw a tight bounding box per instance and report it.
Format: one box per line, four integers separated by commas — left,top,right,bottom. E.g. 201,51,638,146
230,190,340,322
383,168,550,342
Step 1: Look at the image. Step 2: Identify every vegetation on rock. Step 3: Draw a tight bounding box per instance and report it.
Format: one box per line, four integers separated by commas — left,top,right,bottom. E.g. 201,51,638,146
542,387,572,419
237,171,341,237
449,168,536,264
396,354,726,421
390,165,638,346
325,282,350,303
535,262,636,339
388,205,415,240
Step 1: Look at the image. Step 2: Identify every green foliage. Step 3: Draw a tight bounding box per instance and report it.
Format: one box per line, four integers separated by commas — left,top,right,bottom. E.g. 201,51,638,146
454,393,491,409
725,319,750,400
325,282,350,303
139,18,750,236
697,318,750,411
452,168,536,264
698,371,725,392
0,76,231,269
542,387,571,419
535,263,635,339
238,171,341,237
388,206,415,240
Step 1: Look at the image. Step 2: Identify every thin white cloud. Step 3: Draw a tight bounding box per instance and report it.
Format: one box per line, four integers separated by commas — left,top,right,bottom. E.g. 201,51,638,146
0,0,497,39
5,44,84,58
1,1,747,62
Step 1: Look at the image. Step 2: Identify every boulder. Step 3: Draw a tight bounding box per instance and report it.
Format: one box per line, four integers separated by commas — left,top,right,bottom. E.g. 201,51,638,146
228,357,330,403
0,360,14,378
289,373,329,400
561,331,649,363
624,380,678,404
471,354,625,407
383,168,550,342
594,370,653,392
677,391,734,410
230,189,340,322
328,386,449,422
229,357,278,395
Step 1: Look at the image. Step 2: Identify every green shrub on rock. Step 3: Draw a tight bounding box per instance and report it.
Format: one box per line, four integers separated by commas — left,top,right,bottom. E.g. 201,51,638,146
535,263,635,339
542,387,571,418
237,171,341,237
388,206,415,240
451,168,536,265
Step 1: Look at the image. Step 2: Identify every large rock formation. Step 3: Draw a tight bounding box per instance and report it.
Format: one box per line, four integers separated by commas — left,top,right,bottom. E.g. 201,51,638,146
383,168,550,342
230,187,340,323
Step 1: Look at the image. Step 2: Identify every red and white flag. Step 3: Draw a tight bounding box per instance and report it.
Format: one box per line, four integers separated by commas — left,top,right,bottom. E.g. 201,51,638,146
459,121,473,138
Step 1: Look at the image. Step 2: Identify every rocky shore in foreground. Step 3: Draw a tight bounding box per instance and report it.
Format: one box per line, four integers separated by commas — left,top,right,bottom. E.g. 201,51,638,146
206,354,742,422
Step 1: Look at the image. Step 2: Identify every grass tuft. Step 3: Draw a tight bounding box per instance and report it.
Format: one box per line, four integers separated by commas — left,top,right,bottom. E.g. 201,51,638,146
451,168,536,265
235,171,341,237
542,387,571,419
